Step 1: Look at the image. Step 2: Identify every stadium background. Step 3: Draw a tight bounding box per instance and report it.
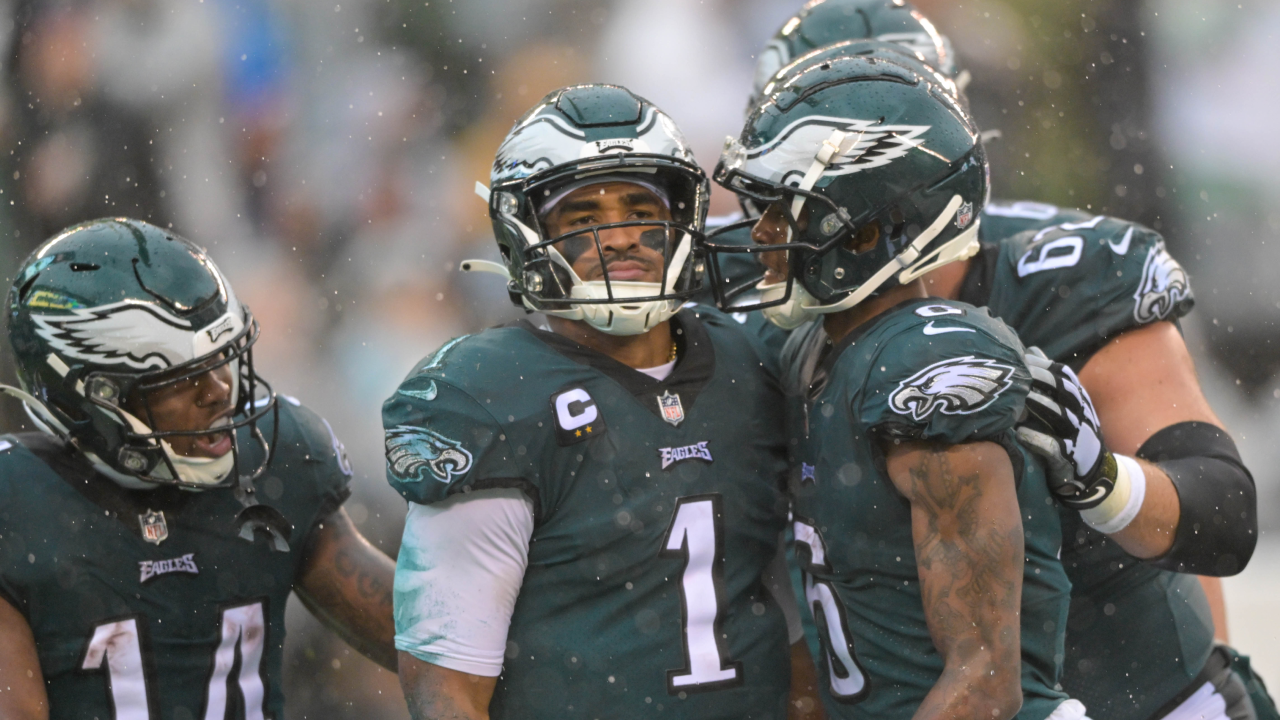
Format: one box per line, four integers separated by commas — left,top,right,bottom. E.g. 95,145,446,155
0,0,1276,716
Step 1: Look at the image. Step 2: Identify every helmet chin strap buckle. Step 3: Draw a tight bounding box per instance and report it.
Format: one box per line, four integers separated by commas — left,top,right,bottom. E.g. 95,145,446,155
233,472,292,552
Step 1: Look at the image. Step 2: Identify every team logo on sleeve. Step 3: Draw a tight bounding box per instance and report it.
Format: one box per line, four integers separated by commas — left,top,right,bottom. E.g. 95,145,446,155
889,356,1015,421
385,425,473,484
658,441,713,469
551,386,607,446
1133,244,1191,323
138,553,199,583
139,510,169,545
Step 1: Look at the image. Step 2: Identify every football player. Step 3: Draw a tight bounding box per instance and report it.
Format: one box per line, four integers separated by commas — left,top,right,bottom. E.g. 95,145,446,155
712,51,1080,720
385,85,806,719
705,4,1271,720
0,219,397,719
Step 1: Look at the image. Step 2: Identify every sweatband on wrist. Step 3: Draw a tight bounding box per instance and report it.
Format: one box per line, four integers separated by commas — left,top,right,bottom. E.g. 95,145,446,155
1081,454,1146,534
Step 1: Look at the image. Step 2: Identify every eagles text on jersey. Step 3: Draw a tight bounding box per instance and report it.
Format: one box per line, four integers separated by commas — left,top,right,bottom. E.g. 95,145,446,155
0,399,352,720
384,308,792,719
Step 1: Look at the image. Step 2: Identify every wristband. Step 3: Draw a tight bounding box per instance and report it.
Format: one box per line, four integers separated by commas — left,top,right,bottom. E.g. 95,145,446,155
1081,454,1146,534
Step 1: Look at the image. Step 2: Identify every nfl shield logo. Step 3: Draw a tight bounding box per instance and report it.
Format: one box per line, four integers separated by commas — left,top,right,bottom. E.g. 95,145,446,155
657,390,685,427
955,201,974,229
139,510,169,545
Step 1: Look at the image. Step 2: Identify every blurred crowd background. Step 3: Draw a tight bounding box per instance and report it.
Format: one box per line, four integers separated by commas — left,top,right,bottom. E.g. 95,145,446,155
0,0,1277,717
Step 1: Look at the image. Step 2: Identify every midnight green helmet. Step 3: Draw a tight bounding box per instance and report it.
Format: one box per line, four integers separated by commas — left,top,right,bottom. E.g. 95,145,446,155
750,0,961,111
5,218,276,491
708,50,988,328
466,84,710,336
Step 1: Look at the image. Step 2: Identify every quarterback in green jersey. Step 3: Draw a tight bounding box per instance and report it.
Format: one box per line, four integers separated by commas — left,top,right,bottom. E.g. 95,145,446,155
0,219,397,720
386,85,805,720
708,4,1272,720
709,51,1080,720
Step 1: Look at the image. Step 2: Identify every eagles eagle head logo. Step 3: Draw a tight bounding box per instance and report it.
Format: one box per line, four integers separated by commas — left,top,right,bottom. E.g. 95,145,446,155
385,424,474,484
1133,244,1191,324
889,356,1015,421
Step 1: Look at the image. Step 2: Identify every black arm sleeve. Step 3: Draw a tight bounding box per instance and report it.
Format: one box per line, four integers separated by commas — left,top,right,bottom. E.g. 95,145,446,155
1137,421,1256,576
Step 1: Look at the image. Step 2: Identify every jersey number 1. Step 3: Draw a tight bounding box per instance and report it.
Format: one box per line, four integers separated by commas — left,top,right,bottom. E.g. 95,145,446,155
661,494,744,694
80,601,268,719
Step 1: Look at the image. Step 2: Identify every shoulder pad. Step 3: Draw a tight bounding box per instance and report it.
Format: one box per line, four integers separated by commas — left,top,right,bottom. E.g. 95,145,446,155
382,374,518,506
841,301,1030,443
980,200,1093,243
989,215,1193,363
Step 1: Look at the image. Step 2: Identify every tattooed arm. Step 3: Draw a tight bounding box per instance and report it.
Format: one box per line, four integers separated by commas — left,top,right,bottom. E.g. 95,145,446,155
295,507,398,671
884,440,1024,720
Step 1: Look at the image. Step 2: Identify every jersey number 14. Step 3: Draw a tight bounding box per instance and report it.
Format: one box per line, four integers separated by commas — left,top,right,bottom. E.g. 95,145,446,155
80,600,269,719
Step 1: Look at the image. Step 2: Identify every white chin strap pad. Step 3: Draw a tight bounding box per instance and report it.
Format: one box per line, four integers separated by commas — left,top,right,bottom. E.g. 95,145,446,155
757,195,974,326
805,194,966,316
759,281,821,330
117,408,234,488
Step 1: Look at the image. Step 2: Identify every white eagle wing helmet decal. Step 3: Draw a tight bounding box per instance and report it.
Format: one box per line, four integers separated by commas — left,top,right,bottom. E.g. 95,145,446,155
1133,242,1191,324
741,116,929,186
890,356,1015,421
31,262,245,372
33,302,199,371
492,107,694,184
491,113,587,183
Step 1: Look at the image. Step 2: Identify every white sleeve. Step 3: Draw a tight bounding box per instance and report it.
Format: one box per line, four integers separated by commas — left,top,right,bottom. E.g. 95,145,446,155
393,487,535,677
761,532,805,645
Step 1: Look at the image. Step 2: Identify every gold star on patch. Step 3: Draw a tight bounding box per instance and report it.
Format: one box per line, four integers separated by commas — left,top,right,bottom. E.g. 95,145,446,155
575,429,582,437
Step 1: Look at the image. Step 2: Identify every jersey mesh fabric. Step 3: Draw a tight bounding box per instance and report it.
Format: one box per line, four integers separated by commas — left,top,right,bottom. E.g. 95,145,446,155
385,308,793,719
0,399,351,720
785,298,1071,720
971,203,1207,720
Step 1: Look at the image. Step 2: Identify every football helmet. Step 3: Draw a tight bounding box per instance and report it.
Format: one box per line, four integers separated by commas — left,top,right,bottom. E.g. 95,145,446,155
5,218,276,491
750,0,963,112
707,50,988,328
466,84,709,336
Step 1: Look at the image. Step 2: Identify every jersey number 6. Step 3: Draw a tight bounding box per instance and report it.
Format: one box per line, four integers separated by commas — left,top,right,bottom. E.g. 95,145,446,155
794,518,870,703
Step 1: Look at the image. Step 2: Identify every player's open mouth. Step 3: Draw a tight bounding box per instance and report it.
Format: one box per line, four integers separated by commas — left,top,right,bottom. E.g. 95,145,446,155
193,416,233,457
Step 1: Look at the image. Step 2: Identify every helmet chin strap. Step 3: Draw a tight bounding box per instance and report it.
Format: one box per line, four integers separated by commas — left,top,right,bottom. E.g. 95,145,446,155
805,194,969,316
462,198,689,336
757,195,977,328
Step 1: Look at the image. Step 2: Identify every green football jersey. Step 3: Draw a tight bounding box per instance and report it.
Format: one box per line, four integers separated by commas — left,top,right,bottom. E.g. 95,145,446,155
384,308,792,719
0,398,352,720
963,202,1208,720
783,298,1071,720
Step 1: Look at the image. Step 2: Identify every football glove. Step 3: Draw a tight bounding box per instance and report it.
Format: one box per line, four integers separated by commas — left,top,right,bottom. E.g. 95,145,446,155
1016,348,1118,510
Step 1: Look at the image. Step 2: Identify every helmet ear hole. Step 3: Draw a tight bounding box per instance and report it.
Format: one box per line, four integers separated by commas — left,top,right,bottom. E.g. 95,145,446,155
16,273,39,305
844,224,880,255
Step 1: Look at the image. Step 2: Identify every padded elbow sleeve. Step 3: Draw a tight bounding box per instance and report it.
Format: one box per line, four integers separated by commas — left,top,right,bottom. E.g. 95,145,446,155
1137,422,1256,576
